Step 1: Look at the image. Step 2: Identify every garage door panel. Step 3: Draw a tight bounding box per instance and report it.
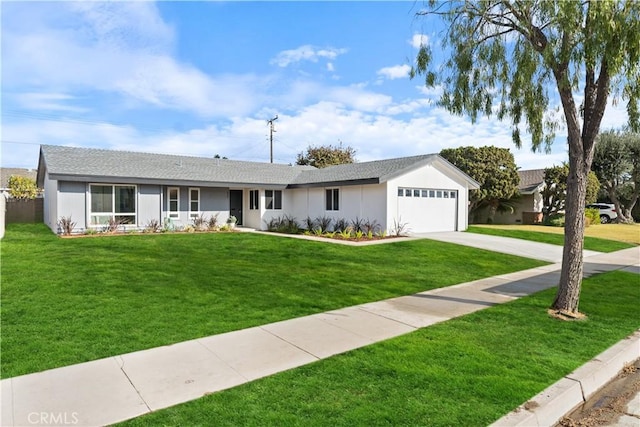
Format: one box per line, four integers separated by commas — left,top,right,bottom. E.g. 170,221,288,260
397,190,457,233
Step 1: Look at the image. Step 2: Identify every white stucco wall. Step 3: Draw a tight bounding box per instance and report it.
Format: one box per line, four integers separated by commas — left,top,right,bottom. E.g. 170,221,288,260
286,184,386,231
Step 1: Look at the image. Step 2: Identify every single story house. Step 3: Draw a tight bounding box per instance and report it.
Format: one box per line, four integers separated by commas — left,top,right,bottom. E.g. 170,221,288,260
473,169,545,224
36,145,480,234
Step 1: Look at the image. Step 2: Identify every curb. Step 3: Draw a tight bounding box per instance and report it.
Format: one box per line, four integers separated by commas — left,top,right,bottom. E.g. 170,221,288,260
491,330,640,426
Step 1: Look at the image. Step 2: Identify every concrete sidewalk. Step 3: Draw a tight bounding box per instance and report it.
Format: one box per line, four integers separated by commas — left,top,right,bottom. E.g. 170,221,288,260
1,247,638,427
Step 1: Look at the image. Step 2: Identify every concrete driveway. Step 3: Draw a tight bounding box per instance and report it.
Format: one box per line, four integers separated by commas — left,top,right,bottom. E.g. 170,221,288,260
412,231,602,263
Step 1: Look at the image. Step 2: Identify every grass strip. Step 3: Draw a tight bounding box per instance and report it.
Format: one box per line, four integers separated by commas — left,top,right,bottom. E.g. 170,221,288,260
467,225,635,252
119,271,640,427
1,224,546,378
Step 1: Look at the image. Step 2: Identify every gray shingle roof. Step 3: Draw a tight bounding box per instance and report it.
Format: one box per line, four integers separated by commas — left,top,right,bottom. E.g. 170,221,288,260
290,154,440,187
518,169,545,193
38,145,479,189
39,145,314,187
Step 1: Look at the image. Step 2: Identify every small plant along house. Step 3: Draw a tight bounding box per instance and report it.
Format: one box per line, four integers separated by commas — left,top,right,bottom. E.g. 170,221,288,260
36,145,479,235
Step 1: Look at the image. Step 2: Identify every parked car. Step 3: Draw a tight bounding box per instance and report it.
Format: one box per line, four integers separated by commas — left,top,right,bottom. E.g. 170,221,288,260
586,203,618,223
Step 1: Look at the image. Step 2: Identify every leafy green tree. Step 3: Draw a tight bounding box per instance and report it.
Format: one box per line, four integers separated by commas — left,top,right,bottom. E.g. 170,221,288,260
440,146,519,222
412,1,639,315
542,164,600,223
7,175,39,199
296,144,356,168
592,130,640,223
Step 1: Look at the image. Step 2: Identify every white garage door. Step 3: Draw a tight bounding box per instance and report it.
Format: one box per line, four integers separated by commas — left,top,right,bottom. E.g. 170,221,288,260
397,188,458,233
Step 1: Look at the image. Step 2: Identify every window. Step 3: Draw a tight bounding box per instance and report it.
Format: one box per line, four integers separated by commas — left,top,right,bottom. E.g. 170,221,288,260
421,190,428,197
189,188,200,218
413,189,420,197
436,190,443,198
429,190,435,198
405,189,412,197
168,187,179,218
249,190,259,210
265,190,282,210
450,191,457,198
398,188,404,197
443,191,449,198
90,184,136,225
326,188,339,211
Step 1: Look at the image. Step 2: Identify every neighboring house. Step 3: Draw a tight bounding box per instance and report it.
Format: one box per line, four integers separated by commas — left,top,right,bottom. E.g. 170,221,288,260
36,145,480,234
474,169,545,224
1,168,39,197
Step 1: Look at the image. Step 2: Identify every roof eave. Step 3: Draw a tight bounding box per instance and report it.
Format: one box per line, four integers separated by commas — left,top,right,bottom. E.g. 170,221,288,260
287,177,380,189
47,173,289,189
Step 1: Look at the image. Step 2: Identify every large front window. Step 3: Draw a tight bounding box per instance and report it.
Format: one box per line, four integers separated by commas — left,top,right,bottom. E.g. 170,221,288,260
90,184,136,225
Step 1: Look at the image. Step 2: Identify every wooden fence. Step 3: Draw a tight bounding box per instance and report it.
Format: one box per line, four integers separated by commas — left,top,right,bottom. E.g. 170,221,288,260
5,198,43,223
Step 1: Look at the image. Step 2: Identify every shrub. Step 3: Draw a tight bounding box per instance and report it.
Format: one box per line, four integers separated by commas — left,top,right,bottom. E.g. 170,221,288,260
266,215,300,234
338,227,353,239
8,175,39,199
363,218,380,234
548,214,565,227
303,217,316,231
207,214,219,231
314,216,333,233
191,214,208,231
391,217,409,236
58,216,76,236
333,218,349,232
144,219,161,233
350,217,365,233
585,208,601,227
105,217,124,233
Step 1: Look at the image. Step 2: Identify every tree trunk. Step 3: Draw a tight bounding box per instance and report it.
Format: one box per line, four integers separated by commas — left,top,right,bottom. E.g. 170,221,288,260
608,188,632,223
487,201,498,224
553,151,588,313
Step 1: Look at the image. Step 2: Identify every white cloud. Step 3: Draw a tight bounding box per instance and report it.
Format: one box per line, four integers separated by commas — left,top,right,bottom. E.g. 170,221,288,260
377,64,411,80
270,45,348,67
14,93,88,112
2,97,568,171
410,33,429,48
2,2,263,118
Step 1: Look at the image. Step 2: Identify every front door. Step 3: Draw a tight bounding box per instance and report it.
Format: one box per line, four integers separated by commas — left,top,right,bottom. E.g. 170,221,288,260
229,190,243,225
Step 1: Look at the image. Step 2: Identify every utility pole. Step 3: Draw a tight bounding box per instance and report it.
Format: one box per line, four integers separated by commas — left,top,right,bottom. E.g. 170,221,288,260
267,115,278,163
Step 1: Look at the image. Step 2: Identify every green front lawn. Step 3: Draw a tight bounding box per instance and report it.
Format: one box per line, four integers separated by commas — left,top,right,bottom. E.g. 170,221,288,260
1,224,546,378
467,225,635,252
119,271,640,427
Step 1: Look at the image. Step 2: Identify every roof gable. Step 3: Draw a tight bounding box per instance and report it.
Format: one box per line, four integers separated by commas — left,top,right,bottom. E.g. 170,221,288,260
289,154,480,189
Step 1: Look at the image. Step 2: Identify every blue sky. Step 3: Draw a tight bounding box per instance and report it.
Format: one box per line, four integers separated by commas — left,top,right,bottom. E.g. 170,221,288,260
1,1,630,170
